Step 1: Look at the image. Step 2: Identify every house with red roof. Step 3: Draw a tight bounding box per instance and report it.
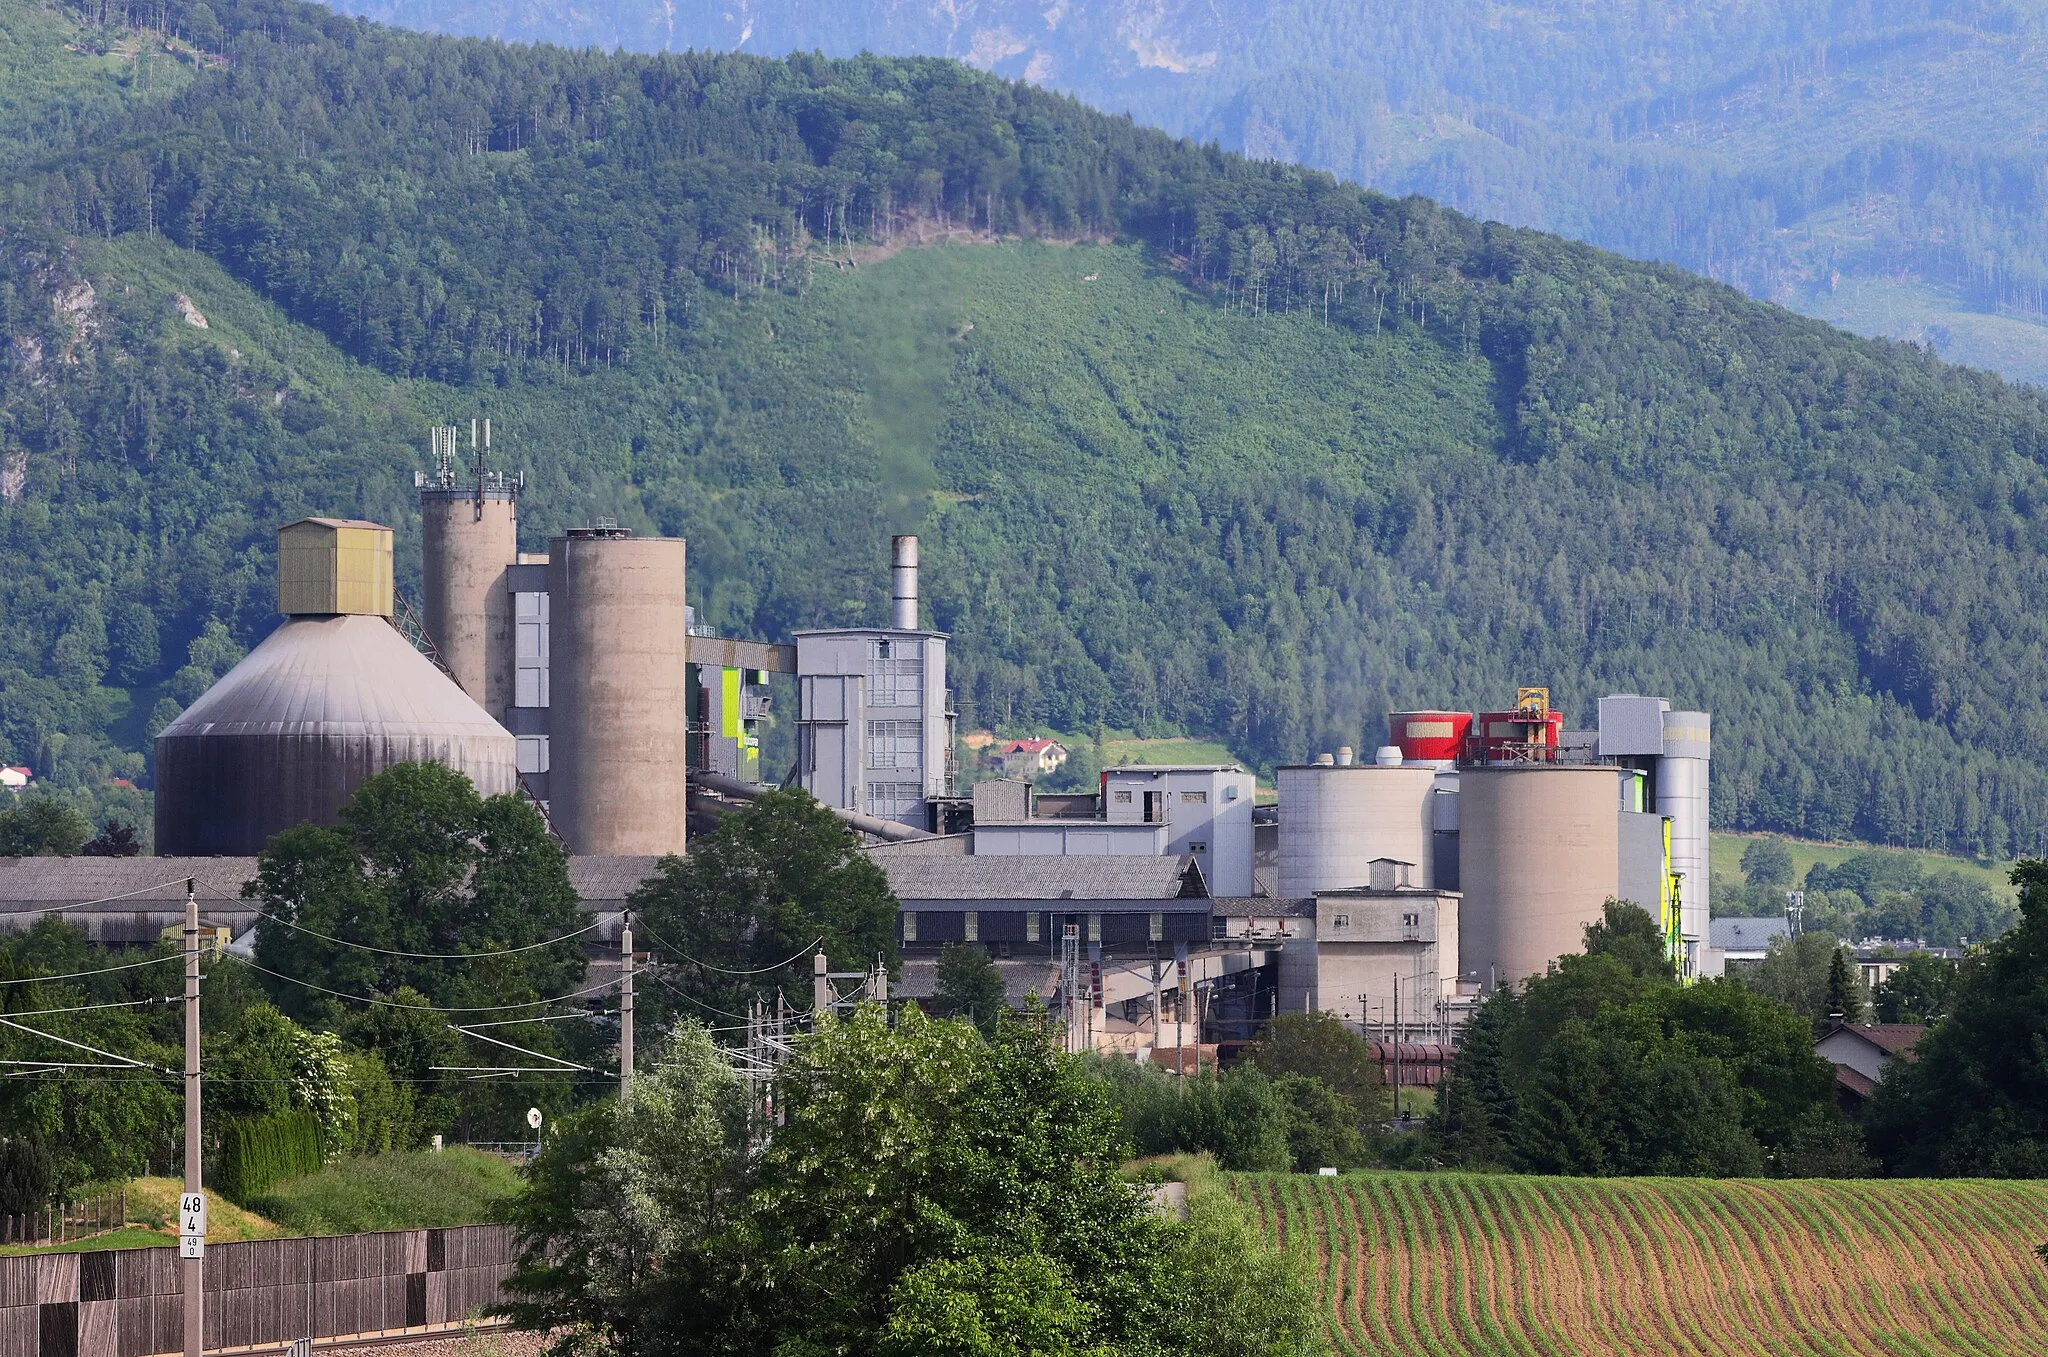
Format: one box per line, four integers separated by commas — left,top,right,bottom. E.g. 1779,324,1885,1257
995,737,1069,777
1814,1021,1924,1112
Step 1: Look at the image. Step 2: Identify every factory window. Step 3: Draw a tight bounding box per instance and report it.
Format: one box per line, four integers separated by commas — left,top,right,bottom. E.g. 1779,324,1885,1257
903,913,918,943
1113,790,1132,804
1332,914,1351,928
868,720,923,770
868,643,924,707
869,782,922,820
1027,913,1040,943
516,736,549,775
1402,912,1421,927
964,911,979,943
1181,790,1208,804
1149,912,1163,942
1087,912,1101,943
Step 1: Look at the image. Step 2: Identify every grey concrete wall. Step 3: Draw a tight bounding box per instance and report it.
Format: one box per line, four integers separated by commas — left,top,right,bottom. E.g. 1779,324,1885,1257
547,535,690,855
1459,766,1624,991
421,489,518,718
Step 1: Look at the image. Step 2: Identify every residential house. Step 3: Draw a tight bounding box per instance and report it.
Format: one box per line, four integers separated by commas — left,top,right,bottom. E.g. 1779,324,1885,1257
996,737,1069,776
1814,1021,1924,1112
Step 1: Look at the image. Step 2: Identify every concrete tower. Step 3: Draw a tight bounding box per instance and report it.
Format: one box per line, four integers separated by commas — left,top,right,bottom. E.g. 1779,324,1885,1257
546,528,690,855
418,421,518,717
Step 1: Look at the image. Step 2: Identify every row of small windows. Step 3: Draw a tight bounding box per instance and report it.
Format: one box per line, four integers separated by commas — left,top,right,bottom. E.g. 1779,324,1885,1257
901,910,1202,946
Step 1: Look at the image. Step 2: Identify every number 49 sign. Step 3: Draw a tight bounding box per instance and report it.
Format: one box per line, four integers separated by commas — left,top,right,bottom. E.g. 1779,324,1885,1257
179,1192,207,1259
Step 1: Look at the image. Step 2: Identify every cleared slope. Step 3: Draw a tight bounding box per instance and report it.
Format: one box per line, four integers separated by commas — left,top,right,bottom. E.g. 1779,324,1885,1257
1242,1171,2048,1357
19,1,2048,860
319,0,2048,385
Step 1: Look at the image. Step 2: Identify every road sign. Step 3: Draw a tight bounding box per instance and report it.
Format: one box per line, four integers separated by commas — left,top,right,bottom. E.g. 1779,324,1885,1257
179,1192,207,1237
526,1107,543,1130
179,1234,204,1259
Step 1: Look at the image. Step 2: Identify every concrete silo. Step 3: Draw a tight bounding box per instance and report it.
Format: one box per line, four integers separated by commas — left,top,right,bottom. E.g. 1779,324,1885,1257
1661,711,1712,970
545,528,689,855
1458,764,1626,991
154,519,519,855
419,428,518,717
1277,763,1438,897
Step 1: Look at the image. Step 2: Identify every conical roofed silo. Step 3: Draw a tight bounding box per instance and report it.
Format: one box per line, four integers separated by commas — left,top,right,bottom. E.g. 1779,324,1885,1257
154,519,519,855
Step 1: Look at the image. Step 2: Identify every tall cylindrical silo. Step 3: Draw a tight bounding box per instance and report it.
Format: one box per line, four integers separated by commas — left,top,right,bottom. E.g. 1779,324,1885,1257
155,519,518,855
1459,765,1625,991
547,529,689,855
420,485,518,718
1277,764,1437,897
1661,711,1711,969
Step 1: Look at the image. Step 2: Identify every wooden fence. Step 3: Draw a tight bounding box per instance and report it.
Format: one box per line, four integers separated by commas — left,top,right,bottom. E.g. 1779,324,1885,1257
0,1224,514,1357
0,1194,128,1251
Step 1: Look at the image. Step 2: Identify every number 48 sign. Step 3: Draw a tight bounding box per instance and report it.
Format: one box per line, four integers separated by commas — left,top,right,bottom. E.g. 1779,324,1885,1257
179,1192,207,1259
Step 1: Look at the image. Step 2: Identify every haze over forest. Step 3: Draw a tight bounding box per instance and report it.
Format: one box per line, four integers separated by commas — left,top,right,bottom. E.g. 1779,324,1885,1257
8,0,2048,865
329,0,2048,388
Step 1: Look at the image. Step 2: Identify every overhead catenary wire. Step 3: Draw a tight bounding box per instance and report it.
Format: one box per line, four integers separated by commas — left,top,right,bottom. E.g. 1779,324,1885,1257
18,877,204,915
0,953,180,986
250,910,603,959
0,1014,162,1071
234,957,618,1014
633,920,823,976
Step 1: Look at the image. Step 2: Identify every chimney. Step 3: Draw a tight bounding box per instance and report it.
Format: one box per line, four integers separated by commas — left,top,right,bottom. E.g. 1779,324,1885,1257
891,535,919,630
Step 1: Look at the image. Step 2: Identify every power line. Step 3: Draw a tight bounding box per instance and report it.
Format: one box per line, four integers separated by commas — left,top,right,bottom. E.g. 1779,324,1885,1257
251,911,602,959
634,920,822,976
0,953,179,986
0,995,172,1017
23,877,204,915
233,957,618,1014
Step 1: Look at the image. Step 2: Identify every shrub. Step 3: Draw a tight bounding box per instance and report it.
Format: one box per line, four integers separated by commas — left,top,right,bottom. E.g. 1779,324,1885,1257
216,1109,324,1202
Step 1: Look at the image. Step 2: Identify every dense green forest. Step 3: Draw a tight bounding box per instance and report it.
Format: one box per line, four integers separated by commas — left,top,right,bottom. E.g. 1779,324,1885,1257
11,0,2048,856
327,0,2048,385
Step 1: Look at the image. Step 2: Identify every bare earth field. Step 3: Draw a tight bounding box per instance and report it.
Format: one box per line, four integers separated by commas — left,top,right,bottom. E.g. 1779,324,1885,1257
1242,1171,2048,1356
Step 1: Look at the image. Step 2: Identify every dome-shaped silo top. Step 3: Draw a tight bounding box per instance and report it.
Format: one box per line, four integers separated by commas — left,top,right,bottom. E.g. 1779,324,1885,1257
154,614,520,855
159,613,513,740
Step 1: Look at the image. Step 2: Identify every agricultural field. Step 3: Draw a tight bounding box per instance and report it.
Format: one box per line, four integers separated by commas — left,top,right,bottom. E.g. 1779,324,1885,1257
1241,1171,2048,1356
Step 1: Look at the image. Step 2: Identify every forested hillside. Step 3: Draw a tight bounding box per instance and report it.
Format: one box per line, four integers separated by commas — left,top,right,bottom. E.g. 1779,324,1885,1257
326,0,2048,386
9,0,2048,858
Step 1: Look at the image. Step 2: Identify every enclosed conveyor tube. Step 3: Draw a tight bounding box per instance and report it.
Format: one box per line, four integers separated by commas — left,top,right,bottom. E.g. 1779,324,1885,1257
688,769,934,842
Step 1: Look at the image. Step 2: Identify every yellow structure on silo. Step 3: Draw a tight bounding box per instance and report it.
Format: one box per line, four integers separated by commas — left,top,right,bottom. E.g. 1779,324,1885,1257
277,518,395,616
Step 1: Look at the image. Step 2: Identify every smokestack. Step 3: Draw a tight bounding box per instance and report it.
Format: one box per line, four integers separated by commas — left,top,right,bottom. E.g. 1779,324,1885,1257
891,535,919,630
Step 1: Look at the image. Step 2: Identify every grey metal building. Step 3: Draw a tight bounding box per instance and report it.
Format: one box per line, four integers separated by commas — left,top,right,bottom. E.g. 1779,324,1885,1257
796,537,953,829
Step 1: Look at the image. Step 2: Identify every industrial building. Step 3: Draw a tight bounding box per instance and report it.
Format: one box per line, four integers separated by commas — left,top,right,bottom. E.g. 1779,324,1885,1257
153,518,519,855
31,423,1732,1065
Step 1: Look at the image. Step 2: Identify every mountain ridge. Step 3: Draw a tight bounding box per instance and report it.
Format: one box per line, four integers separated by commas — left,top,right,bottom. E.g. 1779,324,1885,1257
322,0,2048,387
5,0,2048,863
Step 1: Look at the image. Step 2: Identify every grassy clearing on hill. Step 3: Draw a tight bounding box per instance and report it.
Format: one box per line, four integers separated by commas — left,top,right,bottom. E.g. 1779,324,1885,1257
1242,1170,2048,1356
1711,831,2018,904
246,1148,521,1236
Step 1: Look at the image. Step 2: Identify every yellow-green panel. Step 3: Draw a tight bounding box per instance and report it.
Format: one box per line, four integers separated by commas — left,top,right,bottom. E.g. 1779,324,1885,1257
720,666,742,740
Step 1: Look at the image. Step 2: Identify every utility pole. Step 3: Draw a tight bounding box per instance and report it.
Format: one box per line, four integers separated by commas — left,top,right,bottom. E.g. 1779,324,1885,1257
182,879,203,1357
813,952,830,1015
1392,975,1402,1123
619,911,634,1097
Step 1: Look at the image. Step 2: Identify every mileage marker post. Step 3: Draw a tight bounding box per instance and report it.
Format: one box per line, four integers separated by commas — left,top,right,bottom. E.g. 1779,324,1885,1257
182,879,204,1357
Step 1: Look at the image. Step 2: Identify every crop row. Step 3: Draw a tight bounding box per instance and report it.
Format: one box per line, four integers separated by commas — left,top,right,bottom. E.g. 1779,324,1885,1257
1232,1172,2048,1357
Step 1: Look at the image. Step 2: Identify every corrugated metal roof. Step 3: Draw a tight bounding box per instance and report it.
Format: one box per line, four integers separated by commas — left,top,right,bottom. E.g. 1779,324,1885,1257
1709,917,1789,950
0,854,661,911
1211,897,1316,917
878,854,1205,901
0,856,260,908
570,856,665,901
158,614,513,741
